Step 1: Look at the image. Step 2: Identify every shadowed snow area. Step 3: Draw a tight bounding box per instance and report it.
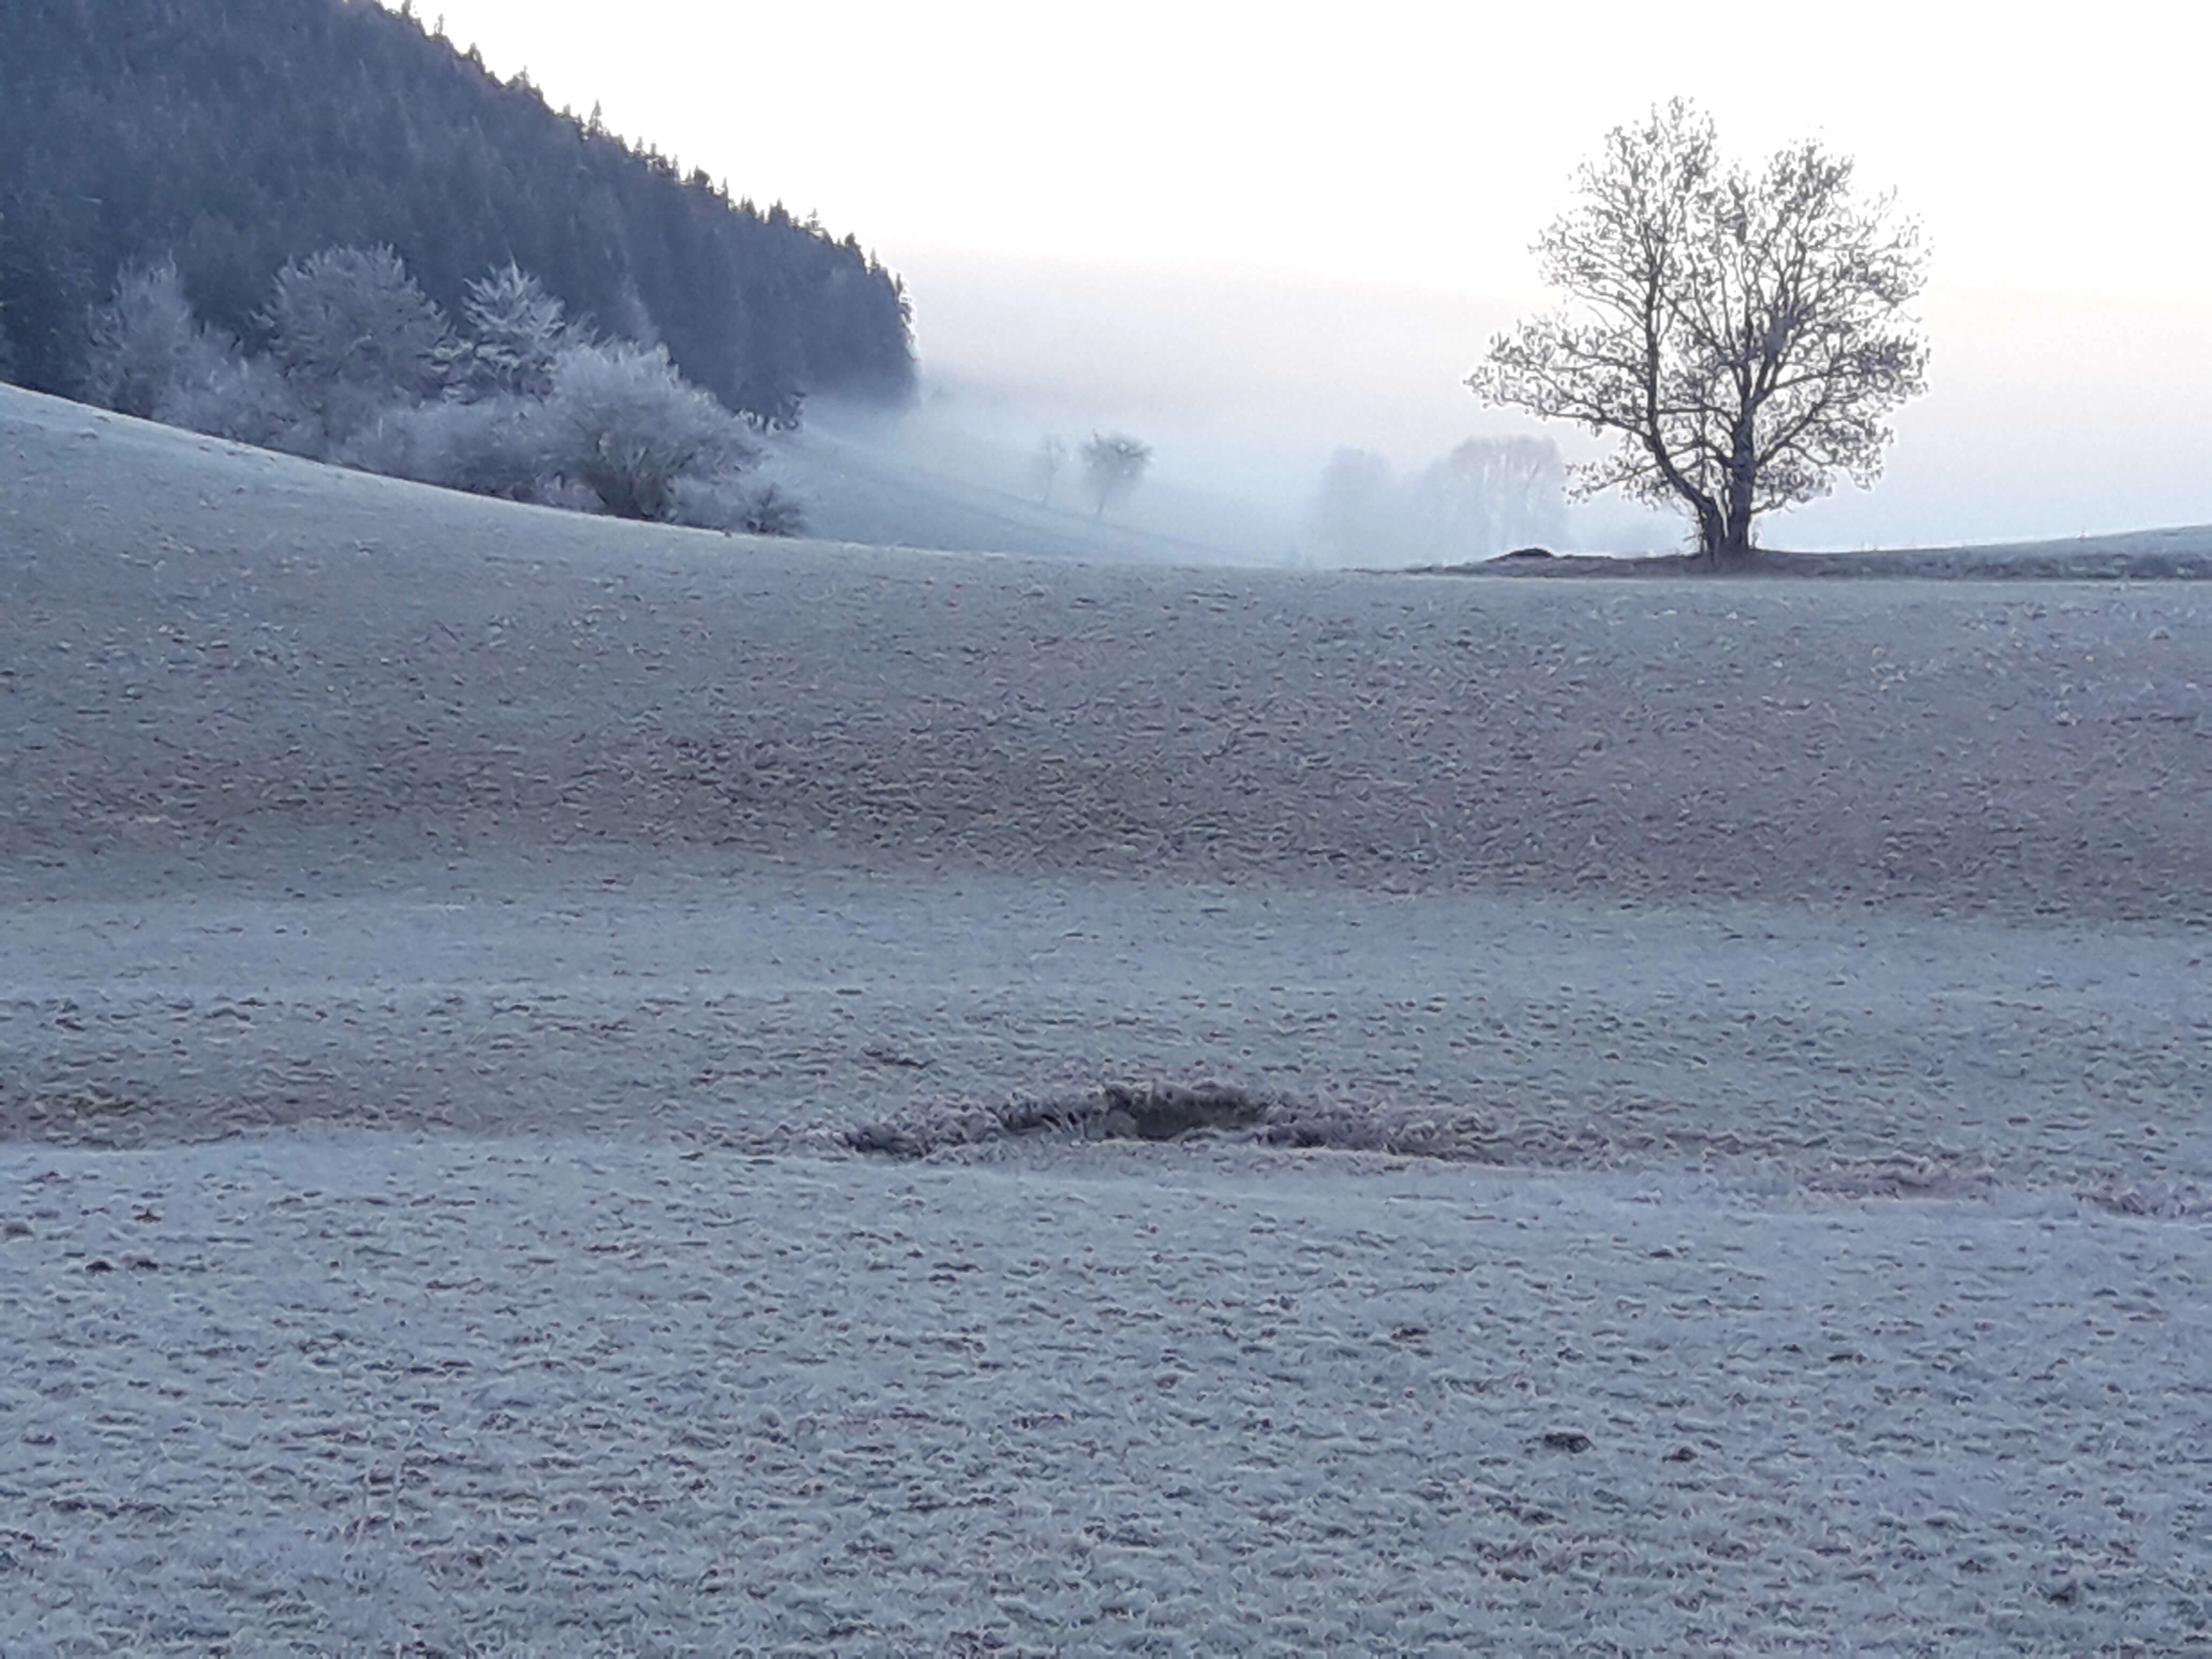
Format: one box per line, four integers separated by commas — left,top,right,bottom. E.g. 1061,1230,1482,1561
4,385,2210,1651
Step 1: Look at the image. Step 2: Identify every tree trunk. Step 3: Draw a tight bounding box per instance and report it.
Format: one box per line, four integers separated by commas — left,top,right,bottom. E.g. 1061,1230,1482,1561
1693,518,1759,569
1712,426,1759,568
1707,530,1758,569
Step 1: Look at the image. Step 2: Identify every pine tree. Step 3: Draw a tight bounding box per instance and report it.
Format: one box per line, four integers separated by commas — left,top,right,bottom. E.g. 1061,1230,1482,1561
447,261,575,400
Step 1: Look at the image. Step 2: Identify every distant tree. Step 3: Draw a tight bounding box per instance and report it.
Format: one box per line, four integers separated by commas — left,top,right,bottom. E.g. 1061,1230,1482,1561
1028,435,1068,506
260,245,452,440
1080,431,1152,520
541,339,756,520
1468,100,1928,566
1410,436,1567,556
80,257,311,450
1307,438,1568,565
447,262,578,400
84,258,231,420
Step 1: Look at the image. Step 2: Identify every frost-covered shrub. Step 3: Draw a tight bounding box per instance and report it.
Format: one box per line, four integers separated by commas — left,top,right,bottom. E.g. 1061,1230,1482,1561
63,248,782,535
335,394,548,499
736,481,807,537
85,258,231,420
158,349,314,453
668,475,808,537
541,340,756,520
259,245,450,442
445,263,577,402
86,256,312,450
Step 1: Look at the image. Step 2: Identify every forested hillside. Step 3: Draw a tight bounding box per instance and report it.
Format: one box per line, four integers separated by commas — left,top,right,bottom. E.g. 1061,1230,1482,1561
0,0,914,424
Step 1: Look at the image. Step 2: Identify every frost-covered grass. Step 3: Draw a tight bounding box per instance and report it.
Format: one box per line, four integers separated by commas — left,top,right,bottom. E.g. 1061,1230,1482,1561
6,382,2212,1653
6,1136,2209,1655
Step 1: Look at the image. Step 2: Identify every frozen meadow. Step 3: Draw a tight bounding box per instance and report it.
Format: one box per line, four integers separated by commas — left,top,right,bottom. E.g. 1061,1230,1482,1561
3,385,2210,1653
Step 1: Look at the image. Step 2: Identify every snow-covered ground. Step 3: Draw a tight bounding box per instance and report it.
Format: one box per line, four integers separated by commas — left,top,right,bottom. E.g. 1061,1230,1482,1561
4,385,2210,1653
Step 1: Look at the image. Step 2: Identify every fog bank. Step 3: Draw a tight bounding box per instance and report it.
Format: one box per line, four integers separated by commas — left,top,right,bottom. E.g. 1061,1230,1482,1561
879,249,2212,556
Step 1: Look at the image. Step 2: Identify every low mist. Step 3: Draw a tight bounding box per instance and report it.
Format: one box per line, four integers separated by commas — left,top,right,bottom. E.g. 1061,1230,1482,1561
761,254,1680,567
771,250,2212,563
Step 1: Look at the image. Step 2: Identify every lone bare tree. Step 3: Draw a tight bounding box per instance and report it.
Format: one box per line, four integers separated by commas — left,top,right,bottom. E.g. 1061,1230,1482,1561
1080,431,1152,520
1468,100,1929,566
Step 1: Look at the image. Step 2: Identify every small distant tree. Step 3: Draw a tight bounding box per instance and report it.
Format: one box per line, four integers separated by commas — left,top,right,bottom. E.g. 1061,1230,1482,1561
447,261,577,400
541,339,757,520
1028,435,1068,506
259,244,451,439
1080,431,1151,520
1469,100,1928,566
85,258,230,420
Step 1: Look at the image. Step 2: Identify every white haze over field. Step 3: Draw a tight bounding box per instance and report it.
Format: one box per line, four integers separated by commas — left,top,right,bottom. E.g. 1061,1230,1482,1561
888,256,2212,555
413,0,2212,554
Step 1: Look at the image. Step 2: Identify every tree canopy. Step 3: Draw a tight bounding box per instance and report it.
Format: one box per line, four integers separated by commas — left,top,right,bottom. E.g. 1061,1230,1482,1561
1469,100,1927,565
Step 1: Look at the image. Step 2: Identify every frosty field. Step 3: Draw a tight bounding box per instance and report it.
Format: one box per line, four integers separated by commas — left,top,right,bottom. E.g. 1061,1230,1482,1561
4,385,2210,1653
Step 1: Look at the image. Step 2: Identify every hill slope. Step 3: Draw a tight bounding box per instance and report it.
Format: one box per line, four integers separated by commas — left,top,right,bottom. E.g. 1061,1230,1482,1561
6,380,2207,925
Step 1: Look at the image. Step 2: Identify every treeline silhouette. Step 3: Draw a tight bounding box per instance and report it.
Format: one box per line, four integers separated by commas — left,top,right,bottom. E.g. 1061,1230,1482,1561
0,0,914,424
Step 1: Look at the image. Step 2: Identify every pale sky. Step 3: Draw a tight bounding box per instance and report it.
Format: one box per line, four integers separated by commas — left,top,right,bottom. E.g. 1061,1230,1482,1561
416,0,2212,547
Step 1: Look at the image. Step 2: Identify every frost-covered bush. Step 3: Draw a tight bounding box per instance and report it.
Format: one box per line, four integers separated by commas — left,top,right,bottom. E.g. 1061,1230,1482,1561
542,340,756,520
445,263,577,402
66,248,782,533
734,481,807,537
85,258,231,420
158,349,314,453
259,245,450,442
669,474,808,537
335,394,548,499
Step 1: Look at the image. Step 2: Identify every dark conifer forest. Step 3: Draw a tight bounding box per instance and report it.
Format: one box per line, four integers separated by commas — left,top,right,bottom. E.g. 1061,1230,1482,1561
0,0,915,424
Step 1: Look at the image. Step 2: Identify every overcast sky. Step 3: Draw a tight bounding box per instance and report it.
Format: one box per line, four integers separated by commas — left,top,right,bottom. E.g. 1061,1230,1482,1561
416,0,2211,547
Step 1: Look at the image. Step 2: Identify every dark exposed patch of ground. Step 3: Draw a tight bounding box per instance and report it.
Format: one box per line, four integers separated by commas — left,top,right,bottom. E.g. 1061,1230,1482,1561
849,1080,1601,1164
